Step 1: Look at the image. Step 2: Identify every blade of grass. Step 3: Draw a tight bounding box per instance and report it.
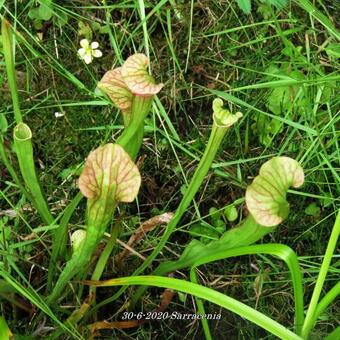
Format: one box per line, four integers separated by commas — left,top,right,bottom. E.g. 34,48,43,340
301,209,340,338
190,244,304,334
184,0,193,73
47,192,84,290
0,265,82,339
1,18,22,123
190,269,212,340
313,281,340,327
85,275,302,340
137,0,150,60
293,0,340,40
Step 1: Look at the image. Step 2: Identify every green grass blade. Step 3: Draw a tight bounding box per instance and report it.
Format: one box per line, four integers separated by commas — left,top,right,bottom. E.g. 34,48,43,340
126,123,229,307
47,192,84,290
191,244,304,334
190,269,212,340
293,0,340,40
1,19,22,123
313,281,340,327
0,266,82,339
137,0,150,59
301,209,340,338
87,276,302,340
184,0,194,72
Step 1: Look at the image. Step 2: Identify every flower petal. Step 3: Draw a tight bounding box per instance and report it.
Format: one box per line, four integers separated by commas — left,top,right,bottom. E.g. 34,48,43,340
92,49,103,58
245,157,304,227
83,53,93,64
121,53,163,96
98,68,133,114
80,38,89,48
91,41,99,49
77,48,86,57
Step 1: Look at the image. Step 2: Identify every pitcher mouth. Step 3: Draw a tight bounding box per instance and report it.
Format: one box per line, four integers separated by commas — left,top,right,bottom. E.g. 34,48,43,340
14,122,32,141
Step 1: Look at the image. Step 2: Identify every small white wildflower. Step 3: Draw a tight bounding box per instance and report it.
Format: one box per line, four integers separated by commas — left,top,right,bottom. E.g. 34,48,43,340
77,39,103,64
54,111,65,118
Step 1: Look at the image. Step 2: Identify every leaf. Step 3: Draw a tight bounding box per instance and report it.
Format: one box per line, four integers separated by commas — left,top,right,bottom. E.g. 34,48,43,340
28,8,40,20
237,0,251,14
121,53,164,96
99,25,110,34
189,223,219,241
56,11,68,26
266,67,306,116
90,22,101,31
98,68,133,115
178,239,206,265
257,3,272,19
304,203,321,217
246,157,304,227
213,219,226,233
224,205,238,222
212,98,243,128
209,207,220,220
33,18,43,30
38,1,54,21
325,43,340,59
78,143,141,203
78,20,92,40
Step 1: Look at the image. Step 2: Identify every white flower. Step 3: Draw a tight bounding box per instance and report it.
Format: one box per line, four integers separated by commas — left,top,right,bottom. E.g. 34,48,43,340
77,39,103,64
54,111,65,118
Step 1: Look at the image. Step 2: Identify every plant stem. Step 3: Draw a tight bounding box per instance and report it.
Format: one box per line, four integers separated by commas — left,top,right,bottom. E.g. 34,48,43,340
136,124,225,265
89,225,119,300
301,209,340,338
117,96,152,160
126,123,228,306
129,217,275,310
88,122,231,314
47,198,116,302
13,123,54,225
1,19,22,124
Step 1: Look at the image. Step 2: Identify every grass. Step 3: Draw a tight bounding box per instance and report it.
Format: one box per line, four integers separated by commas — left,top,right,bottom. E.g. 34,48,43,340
0,0,339,338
